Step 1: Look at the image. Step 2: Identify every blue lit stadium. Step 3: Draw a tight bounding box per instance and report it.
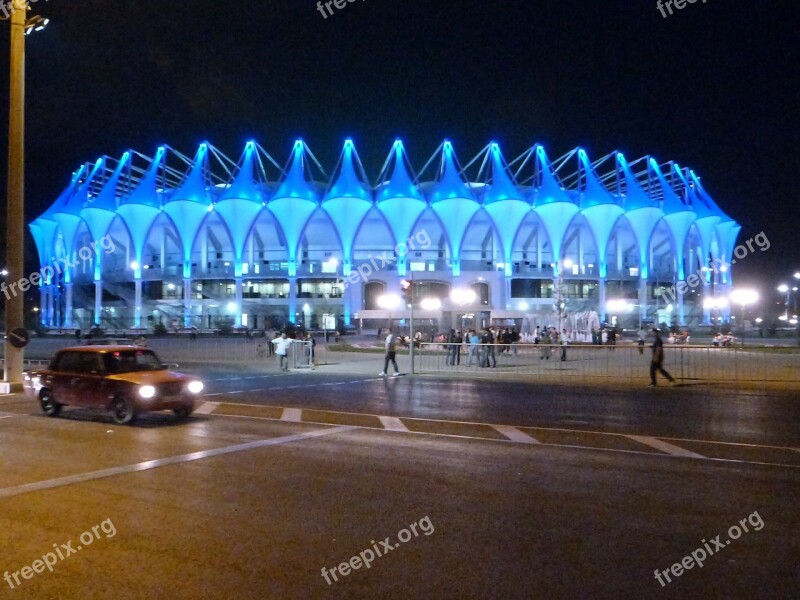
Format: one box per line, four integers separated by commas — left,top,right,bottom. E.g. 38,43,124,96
29,139,740,333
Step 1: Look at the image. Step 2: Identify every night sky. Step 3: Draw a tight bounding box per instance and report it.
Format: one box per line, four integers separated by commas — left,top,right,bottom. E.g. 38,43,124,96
0,0,797,309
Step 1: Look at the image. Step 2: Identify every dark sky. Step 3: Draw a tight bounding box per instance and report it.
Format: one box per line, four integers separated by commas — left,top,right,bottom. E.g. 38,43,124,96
1,0,798,300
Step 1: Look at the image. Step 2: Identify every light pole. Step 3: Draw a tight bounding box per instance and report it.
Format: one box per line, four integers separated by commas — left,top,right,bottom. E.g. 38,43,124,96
2,6,27,391
777,284,789,320
730,289,758,346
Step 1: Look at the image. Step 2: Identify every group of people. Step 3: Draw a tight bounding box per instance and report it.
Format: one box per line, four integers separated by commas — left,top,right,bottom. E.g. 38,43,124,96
590,326,618,347
529,326,570,361
437,326,570,367
712,332,735,347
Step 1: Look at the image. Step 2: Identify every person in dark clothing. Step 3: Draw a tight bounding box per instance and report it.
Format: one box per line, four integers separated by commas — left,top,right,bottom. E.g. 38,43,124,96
454,330,463,365
487,328,497,367
510,328,520,355
650,328,676,386
607,327,617,351
446,329,458,366
480,329,496,368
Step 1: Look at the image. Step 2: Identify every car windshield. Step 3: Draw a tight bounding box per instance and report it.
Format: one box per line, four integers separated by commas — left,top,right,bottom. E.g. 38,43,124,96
103,350,164,374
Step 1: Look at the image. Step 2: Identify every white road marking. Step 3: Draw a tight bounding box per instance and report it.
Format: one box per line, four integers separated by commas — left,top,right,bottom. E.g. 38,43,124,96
281,408,303,422
0,426,355,499
194,402,220,415
627,435,705,458
492,424,541,444
379,416,409,432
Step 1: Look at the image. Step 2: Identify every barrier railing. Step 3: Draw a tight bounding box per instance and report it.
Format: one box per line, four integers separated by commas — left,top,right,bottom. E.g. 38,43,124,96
0,337,320,369
415,342,800,386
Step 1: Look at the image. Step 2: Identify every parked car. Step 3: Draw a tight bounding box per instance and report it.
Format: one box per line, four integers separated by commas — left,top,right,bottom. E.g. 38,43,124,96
23,346,204,424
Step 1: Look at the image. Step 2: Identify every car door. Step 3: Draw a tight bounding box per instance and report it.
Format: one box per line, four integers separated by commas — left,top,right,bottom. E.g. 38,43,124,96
71,353,109,408
46,351,81,406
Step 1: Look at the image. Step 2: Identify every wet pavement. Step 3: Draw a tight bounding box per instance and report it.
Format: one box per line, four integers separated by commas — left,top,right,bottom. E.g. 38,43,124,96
1,364,798,598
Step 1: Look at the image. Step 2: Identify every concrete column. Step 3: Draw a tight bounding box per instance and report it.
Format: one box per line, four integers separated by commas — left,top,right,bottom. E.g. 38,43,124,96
598,279,607,323
638,278,648,325
51,286,57,327
134,279,143,328
235,277,243,327
183,277,192,327
536,232,543,271
288,276,297,324
578,230,584,275
94,280,103,326
46,286,54,327
38,286,46,326
64,283,73,328
678,289,686,325
160,234,166,271
347,280,363,326
201,233,208,275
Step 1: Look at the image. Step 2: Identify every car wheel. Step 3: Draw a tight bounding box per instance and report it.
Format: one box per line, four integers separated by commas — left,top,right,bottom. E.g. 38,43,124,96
111,396,137,425
173,406,192,420
40,389,62,417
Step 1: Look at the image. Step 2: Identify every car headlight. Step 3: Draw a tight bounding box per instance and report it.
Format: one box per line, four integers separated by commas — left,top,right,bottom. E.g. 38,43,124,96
187,381,204,394
139,385,156,399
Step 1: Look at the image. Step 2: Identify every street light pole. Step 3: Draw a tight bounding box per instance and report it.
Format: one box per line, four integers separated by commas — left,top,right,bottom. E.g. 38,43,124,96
409,274,415,375
2,5,26,392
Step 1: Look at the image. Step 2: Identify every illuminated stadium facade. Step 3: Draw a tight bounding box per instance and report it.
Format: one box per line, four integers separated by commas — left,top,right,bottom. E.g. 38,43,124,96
29,139,740,332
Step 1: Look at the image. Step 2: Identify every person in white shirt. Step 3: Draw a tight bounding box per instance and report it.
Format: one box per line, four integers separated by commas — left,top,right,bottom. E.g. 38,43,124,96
272,332,293,372
637,326,647,355
379,329,401,377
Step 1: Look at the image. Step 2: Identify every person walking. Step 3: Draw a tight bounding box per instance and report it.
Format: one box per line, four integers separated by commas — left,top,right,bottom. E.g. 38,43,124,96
305,332,316,365
637,325,647,355
649,328,676,386
380,329,401,377
560,329,569,361
454,330,463,365
272,332,293,372
540,327,552,360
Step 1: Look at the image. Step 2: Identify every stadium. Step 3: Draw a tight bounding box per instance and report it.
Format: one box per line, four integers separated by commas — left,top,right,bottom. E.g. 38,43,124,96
29,139,740,334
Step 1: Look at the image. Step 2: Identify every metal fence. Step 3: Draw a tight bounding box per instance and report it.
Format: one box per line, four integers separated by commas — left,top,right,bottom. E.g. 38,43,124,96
0,337,318,369
415,342,800,386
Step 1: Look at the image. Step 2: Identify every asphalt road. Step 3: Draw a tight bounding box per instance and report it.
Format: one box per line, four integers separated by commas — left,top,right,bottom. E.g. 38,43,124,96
1,366,798,599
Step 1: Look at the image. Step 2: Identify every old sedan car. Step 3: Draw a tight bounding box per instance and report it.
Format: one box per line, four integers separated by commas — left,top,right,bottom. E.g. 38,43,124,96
23,346,204,424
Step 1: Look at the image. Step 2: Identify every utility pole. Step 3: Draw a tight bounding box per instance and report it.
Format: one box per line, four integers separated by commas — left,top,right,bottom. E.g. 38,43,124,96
2,4,26,392
409,274,415,375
